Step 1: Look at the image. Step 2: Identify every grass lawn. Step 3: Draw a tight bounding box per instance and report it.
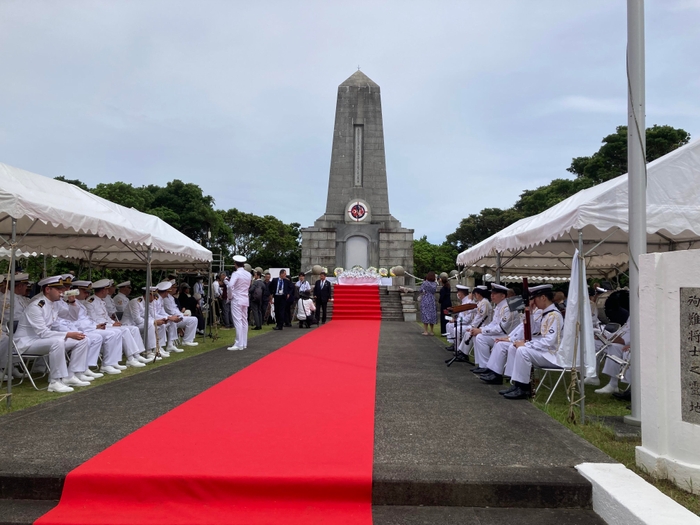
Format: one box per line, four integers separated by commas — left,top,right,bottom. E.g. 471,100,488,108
429,323,700,516
0,325,276,416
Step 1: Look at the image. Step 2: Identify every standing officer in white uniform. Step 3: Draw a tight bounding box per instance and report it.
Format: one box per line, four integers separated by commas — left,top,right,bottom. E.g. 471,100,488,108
503,285,564,400
14,275,91,393
113,282,132,314
471,284,520,374
227,255,252,351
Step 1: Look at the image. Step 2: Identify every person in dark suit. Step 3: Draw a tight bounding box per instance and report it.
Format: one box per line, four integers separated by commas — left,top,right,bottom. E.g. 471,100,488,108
438,276,452,335
313,272,332,324
269,270,293,330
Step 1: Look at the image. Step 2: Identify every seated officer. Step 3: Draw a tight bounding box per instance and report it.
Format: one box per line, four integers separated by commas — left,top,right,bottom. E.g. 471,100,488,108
444,285,473,351
501,284,564,400
14,275,91,393
471,284,520,375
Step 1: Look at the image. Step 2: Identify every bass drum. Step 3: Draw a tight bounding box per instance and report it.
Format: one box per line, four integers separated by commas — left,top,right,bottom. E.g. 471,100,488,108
595,290,630,325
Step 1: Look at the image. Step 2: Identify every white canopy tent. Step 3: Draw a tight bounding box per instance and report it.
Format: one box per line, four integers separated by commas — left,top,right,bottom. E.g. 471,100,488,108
455,137,700,421
0,163,213,406
457,137,700,269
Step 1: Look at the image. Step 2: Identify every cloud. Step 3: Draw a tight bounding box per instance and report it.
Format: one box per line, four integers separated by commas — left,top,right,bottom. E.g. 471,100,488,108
544,96,627,115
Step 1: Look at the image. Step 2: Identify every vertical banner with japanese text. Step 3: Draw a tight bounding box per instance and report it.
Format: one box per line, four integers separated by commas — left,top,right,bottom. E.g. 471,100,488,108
680,288,700,424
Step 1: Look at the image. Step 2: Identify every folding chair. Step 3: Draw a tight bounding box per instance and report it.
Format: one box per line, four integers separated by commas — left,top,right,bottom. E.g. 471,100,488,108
11,340,50,390
594,323,625,359
534,364,581,405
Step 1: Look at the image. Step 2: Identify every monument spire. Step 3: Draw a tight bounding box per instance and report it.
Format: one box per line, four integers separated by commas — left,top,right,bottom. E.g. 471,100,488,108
301,71,413,277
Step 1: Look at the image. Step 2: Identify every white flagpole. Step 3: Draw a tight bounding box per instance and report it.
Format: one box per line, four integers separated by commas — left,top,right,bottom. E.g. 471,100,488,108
625,0,645,426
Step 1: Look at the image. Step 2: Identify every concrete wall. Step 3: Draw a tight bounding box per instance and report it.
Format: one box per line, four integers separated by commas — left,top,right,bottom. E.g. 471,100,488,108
637,250,700,494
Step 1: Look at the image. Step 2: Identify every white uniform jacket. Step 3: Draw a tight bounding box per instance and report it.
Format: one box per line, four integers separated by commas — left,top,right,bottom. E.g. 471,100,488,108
228,268,252,307
525,304,564,355
113,293,130,313
480,298,519,338
14,294,66,350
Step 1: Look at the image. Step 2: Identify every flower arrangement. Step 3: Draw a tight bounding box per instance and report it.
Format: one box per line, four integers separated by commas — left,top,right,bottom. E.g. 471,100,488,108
390,268,396,277
367,266,377,273
379,268,388,277
334,267,344,277
352,265,363,270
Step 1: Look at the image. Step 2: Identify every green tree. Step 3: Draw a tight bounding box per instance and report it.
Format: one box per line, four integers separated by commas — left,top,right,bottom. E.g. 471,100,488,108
413,236,459,278
92,181,153,211
446,208,522,252
217,209,301,273
54,176,90,191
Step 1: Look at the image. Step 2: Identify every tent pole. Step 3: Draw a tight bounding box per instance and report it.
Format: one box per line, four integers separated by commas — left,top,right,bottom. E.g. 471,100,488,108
495,252,501,285
578,229,586,424
203,262,212,342
5,219,17,408
143,247,152,351
626,0,645,426
42,254,47,279
87,252,93,281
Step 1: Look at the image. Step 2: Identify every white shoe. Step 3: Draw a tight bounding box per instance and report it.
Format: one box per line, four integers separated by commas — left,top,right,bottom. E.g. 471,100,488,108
583,376,600,386
100,365,122,375
594,383,618,394
227,345,243,351
48,380,74,393
64,375,91,387
159,350,171,357
166,346,184,353
85,369,104,378
77,373,95,382
137,354,155,364
183,341,199,347
126,358,146,368
113,363,127,370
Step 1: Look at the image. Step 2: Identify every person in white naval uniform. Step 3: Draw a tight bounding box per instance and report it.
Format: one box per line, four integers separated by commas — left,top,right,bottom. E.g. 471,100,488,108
62,280,125,375
227,255,252,351
457,286,492,357
160,281,198,347
13,275,91,393
50,278,103,383
153,282,184,353
444,285,473,350
113,281,132,314
9,273,31,322
471,284,520,374
503,285,565,400
104,281,118,320
594,320,631,396
479,287,548,386
85,279,149,368
121,287,168,358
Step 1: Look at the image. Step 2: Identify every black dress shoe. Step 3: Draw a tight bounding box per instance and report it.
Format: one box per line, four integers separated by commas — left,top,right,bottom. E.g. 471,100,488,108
613,389,632,401
273,327,283,331
445,345,455,351
284,323,292,327
480,373,503,385
471,367,488,374
503,386,531,400
499,384,518,395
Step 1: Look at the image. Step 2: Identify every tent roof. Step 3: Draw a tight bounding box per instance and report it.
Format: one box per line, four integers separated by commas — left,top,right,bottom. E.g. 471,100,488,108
0,163,212,268
457,138,700,268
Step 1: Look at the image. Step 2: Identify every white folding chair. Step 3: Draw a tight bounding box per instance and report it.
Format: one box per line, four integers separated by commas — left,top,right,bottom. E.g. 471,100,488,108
534,365,582,405
11,340,50,390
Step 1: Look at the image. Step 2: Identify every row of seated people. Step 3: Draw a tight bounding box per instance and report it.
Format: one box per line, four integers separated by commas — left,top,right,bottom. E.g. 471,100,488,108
0,274,199,394
444,282,630,400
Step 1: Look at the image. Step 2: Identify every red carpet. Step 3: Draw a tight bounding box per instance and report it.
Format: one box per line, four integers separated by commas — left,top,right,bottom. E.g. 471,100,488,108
36,318,381,525
331,285,382,320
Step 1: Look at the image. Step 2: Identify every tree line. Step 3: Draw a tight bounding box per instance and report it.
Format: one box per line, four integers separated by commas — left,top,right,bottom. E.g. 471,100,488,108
412,124,690,277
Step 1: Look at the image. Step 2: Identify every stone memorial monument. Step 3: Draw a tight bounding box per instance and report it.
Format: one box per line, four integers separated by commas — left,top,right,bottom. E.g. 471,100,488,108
301,71,413,278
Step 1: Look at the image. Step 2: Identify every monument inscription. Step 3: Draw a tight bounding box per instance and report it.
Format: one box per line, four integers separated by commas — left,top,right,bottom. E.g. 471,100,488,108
680,287,700,424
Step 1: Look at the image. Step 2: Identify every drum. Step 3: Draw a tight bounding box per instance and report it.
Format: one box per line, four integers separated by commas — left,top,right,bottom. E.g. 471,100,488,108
595,290,630,325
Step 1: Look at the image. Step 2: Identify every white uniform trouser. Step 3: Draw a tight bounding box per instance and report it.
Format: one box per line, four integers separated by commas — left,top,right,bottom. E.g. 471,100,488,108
93,328,122,367
177,316,197,342
511,347,560,384
18,336,89,381
474,334,499,367
109,326,145,357
164,322,178,346
486,340,511,375
231,302,248,348
457,328,475,355
83,331,103,369
446,320,467,344
601,343,630,384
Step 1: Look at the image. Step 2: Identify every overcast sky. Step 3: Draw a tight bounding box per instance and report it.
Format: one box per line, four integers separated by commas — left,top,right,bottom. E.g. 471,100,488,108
2,1,700,244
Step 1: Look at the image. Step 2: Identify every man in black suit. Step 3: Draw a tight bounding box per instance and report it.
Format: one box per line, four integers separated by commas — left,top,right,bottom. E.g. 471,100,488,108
313,272,332,324
269,270,293,330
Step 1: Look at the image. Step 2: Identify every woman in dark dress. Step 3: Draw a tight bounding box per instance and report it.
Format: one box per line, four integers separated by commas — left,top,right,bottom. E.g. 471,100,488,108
419,271,438,335
438,276,452,335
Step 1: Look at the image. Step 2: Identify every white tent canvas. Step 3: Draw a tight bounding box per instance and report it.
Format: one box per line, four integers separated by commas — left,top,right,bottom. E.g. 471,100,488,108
0,163,212,267
456,137,700,268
